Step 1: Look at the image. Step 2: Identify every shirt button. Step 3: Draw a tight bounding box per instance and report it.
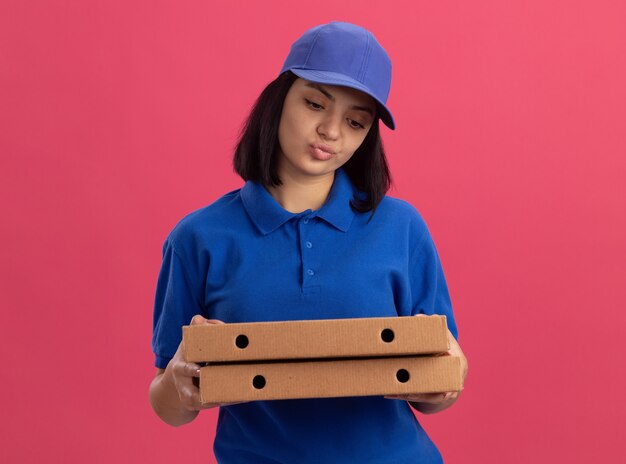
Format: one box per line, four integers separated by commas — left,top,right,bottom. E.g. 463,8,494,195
307,269,315,276
305,241,312,249
303,218,309,224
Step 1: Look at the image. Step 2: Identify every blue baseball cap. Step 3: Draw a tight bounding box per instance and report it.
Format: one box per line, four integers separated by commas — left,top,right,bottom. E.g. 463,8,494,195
279,22,395,130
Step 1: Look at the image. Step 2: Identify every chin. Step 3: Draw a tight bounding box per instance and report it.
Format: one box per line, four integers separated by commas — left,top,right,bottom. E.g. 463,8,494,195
302,159,342,175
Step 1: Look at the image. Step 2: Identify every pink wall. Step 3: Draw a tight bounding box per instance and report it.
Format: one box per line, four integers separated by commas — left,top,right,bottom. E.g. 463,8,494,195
2,1,624,462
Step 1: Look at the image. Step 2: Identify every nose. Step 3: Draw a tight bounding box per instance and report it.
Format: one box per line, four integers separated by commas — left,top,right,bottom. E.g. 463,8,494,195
316,112,341,141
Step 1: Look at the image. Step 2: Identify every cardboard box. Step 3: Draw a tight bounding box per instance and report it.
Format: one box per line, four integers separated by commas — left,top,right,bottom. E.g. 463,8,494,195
199,355,462,403
184,315,449,363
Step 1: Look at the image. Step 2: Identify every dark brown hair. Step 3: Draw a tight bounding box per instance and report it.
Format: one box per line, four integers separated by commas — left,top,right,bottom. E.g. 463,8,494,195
233,71,392,214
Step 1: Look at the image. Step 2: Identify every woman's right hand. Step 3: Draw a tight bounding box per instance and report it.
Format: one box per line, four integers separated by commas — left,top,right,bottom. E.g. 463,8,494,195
163,315,236,411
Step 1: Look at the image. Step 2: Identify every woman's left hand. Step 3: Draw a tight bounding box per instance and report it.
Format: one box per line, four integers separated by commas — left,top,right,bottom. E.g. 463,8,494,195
384,324,468,405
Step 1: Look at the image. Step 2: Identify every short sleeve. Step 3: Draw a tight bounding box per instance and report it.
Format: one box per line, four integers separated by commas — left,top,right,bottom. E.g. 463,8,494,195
409,228,459,341
152,234,207,368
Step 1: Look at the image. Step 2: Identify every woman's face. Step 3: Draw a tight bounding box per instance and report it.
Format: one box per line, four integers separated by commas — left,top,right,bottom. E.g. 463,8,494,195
276,78,376,181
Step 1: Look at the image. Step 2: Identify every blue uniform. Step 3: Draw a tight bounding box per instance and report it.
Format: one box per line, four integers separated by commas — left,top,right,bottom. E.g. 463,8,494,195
152,167,458,463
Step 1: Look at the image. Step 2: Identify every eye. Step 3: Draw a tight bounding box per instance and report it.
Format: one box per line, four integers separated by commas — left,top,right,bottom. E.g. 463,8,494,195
304,98,324,110
348,119,365,130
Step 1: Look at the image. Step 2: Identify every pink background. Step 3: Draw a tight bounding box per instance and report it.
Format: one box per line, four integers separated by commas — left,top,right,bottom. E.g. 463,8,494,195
2,1,625,462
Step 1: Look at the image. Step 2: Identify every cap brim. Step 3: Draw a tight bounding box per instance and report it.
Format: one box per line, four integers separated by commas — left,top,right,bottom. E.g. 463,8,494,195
289,69,396,130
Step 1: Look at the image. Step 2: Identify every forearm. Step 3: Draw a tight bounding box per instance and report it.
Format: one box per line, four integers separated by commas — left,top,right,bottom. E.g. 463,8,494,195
149,370,199,427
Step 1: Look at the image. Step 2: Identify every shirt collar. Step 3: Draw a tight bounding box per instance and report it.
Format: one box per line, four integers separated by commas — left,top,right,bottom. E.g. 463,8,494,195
315,168,357,232
241,168,357,235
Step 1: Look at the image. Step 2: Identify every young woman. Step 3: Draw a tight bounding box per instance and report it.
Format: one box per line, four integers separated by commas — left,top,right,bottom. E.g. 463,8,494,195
150,21,468,463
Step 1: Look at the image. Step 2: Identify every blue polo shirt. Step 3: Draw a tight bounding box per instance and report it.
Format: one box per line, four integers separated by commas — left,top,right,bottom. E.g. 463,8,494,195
152,167,458,463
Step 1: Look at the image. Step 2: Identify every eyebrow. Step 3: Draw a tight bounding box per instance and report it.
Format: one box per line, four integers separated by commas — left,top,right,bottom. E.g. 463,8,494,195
304,82,375,117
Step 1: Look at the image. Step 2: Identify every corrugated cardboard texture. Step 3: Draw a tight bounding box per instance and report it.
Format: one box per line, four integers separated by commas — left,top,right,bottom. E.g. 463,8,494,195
199,355,461,403
184,316,449,362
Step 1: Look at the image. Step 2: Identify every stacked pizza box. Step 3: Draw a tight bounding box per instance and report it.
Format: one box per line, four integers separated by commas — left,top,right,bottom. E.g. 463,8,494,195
183,315,462,404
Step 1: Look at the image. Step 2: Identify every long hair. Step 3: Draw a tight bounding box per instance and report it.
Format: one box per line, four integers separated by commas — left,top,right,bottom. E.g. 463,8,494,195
341,121,391,214
233,71,392,214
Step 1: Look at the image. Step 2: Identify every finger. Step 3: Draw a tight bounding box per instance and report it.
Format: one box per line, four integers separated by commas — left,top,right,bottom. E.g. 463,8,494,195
385,394,430,402
200,401,243,409
407,392,453,404
417,394,445,404
175,360,201,378
443,332,468,381
190,314,210,325
179,385,204,411
446,330,462,354
199,401,221,409
190,314,225,325
187,362,201,377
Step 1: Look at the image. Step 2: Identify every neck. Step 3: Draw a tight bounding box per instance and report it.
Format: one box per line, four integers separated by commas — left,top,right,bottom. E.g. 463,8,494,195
267,170,336,213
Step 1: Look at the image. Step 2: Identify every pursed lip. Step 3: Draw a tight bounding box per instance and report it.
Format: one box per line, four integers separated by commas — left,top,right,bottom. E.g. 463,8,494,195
310,143,336,155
